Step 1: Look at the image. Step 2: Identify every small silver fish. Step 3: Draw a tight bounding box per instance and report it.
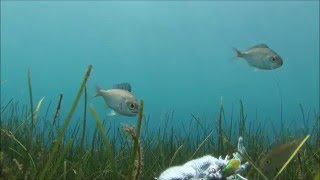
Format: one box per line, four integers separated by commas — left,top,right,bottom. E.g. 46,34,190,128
233,44,283,70
95,83,139,117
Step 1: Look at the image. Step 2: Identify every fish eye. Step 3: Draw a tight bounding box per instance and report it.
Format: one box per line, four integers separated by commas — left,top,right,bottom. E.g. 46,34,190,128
129,103,136,110
265,160,270,164
271,57,276,62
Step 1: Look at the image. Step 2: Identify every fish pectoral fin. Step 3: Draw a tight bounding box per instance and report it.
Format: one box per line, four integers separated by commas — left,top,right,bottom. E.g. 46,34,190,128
107,110,117,116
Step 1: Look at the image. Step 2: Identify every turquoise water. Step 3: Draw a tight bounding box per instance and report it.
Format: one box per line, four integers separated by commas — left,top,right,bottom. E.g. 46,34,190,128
1,1,319,134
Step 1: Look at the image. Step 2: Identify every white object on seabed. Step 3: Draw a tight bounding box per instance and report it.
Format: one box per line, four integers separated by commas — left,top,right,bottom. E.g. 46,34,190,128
155,137,250,180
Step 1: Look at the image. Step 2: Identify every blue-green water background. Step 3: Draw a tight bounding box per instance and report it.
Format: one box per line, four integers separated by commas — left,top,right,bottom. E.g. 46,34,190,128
1,1,319,136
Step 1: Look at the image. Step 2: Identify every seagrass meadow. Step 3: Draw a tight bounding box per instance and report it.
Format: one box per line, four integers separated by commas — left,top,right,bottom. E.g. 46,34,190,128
0,65,319,180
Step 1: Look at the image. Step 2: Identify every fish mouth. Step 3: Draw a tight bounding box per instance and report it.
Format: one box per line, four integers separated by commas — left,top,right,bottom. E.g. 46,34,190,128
132,109,139,114
277,56,283,66
271,60,283,69
278,59,283,66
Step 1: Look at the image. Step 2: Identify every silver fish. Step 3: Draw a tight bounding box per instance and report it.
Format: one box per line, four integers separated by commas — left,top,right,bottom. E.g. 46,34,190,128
95,83,139,117
233,44,283,70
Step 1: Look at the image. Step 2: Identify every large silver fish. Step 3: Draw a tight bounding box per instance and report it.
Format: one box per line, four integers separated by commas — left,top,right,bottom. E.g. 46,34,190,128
95,83,139,117
233,44,283,70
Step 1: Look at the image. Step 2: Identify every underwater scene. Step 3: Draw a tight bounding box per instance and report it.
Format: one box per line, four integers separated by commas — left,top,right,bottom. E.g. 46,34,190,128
1,1,319,180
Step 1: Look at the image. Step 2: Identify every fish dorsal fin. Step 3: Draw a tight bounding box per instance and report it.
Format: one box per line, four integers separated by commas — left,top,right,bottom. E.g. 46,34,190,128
269,139,299,155
248,44,269,50
113,83,131,92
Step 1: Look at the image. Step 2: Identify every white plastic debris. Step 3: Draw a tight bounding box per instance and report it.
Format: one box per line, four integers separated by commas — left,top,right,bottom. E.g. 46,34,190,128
156,137,249,180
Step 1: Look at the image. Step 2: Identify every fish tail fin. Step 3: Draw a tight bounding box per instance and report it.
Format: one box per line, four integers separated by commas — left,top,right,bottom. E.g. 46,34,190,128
232,47,242,59
94,85,102,97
